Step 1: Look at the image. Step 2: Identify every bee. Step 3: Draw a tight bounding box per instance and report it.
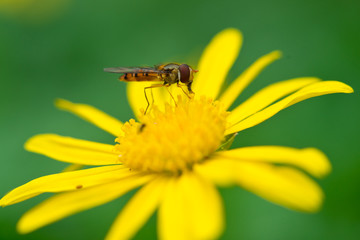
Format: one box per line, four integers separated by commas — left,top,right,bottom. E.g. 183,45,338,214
104,63,198,114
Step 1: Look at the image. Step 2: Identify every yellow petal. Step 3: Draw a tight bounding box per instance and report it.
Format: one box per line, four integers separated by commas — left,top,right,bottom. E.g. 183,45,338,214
227,77,320,126
55,99,124,137
233,161,324,212
127,82,166,119
215,146,330,178
194,157,236,187
105,177,168,240
219,50,282,109
62,164,84,172
192,28,242,100
17,174,153,234
158,178,187,240
158,173,223,240
25,134,119,165
226,81,354,134
0,165,128,207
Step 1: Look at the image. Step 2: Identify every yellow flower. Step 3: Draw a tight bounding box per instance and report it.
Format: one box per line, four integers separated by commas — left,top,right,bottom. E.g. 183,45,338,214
0,29,353,240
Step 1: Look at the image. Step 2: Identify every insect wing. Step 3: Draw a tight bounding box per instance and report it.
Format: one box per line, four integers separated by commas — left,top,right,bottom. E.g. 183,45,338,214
105,67,165,82
155,63,180,72
104,67,161,74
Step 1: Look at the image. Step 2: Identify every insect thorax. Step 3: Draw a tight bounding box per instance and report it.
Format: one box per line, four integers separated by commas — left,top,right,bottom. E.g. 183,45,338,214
160,64,180,84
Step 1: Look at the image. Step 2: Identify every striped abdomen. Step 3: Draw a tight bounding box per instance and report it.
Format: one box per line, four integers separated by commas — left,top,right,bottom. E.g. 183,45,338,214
120,72,159,82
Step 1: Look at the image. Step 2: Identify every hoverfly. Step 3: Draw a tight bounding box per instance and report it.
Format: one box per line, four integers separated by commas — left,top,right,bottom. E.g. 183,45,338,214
104,63,198,114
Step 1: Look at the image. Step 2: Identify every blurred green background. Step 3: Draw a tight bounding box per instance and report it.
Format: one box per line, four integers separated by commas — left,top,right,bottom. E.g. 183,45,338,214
1,0,359,239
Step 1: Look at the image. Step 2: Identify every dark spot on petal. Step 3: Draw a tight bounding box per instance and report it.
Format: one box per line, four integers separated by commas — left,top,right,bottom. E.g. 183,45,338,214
76,185,83,189
139,123,146,132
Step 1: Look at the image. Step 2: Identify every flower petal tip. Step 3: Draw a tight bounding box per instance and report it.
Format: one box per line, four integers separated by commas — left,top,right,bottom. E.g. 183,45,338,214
24,136,36,151
343,84,354,93
303,148,332,178
213,28,243,50
16,220,32,235
24,134,57,153
0,198,6,207
54,98,71,110
220,28,243,38
0,191,16,207
328,81,354,94
289,185,324,213
302,194,324,213
23,134,43,152
272,50,282,59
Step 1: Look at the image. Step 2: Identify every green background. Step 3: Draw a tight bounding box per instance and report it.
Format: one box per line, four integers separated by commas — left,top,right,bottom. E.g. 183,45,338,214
1,0,359,239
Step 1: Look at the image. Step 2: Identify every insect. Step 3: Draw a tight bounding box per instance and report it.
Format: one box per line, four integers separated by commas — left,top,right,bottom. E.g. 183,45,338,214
104,63,198,114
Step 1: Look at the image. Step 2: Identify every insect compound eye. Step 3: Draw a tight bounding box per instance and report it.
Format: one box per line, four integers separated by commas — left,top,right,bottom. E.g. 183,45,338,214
179,64,191,84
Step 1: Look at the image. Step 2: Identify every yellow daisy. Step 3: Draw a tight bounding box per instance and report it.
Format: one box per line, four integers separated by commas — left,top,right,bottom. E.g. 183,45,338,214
0,29,353,240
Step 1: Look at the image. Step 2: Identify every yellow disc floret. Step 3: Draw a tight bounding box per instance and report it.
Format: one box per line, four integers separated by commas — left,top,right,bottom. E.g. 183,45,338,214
115,96,228,174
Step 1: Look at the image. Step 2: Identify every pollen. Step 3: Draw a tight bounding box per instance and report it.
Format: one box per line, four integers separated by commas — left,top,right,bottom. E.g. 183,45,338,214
115,96,228,174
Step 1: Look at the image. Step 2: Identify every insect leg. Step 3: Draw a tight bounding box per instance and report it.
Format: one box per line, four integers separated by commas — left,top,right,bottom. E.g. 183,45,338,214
148,87,155,112
177,83,192,99
165,84,177,107
144,83,164,115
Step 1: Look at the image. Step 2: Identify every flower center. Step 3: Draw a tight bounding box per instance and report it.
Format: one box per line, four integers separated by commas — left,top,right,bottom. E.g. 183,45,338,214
115,96,228,174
